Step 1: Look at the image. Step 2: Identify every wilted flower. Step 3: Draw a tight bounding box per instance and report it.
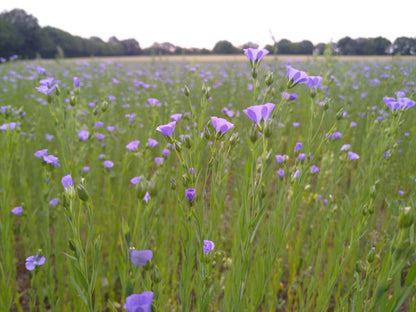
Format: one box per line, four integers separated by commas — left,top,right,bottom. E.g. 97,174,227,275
11,206,23,215
243,103,275,126
130,249,153,267
156,121,176,139
210,116,234,135
25,253,46,271
123,291,154,312
126,140,140,151
203,240,215,254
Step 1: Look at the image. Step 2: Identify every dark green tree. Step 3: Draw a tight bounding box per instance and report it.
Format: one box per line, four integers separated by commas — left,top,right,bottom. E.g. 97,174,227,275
336,36,357,55
392,37,416,55
212,40,239,54
0,17,24,58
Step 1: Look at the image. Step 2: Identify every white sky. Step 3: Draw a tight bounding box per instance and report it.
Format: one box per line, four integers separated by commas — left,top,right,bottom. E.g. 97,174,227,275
1,0,415,49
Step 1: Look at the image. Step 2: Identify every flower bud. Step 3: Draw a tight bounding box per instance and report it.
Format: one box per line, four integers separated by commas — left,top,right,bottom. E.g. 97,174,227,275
152,266,161,284
336,108,344,120
251,68,258,79
136,179,147,199
184,85,190,97
101,101,109,112
184,136,192,149
229,132,239,147
70,95,76,107
77,183,89,202
355,260,363,273
263,122,273,138
398,206,414,229
249,127,258,143
366,247,375,263
55,84,61,96
265,72,274,87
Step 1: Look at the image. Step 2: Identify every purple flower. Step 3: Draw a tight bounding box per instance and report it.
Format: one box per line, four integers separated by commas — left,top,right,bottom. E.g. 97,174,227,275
398,190,404,196
148,138,159,148
42,154,61,168
130,176,142,185
170,113,182,121
25,254,46,271
384,96,416,112
155,157,164,165
78,130,89,141
106,126,115,132
341,144,351,151
83,166,90,172
123,291,154,312
281,92,297,101
295,142,303,152
61,175,73,188
203,240,215,254
148,98,161,107
310,165,320,173
36,84,56,95
306,76,323,89
162,148,170,157
348,151,360,161
275,154,285,163
126,140,140,151
243,103,275,126
293,170,300,179
45,134,54,141
298,153,306,161
130,249,153,267
243,48,269,65
278,169,284,179
34,149,48,159
96,133,105,141
11,206,23,215
211,116,234,135
73,77,80,88
104,160,114,168
94,121,104,128
286,66,308,87
156,121,176,139
143,191,151,202
49,198,58,206
185,188,196,203
328,131,342,140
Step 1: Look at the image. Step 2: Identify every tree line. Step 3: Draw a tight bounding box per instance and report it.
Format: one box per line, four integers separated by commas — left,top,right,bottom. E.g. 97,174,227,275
1,9,415,60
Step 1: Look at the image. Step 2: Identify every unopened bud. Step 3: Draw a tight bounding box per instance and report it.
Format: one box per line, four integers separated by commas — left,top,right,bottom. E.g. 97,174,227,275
184,85,190,97
367,247,375,263
265,72,274,86
184,136,191,149
249,127,258,143
398,206,414,229
55,84,61,96
264,122,273,138
336,108,344,120
101,101,109,112
229,132,239,147
70,95,76,107
251,68,258,79
77,183,89,202
152,266,161,284
136,179,147,199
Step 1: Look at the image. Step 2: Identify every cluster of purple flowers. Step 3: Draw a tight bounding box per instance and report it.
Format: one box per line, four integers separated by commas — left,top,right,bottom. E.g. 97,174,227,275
34,149,61,168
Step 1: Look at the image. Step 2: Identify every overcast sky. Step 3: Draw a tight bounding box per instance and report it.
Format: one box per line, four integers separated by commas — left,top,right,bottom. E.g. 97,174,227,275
1,0,415,49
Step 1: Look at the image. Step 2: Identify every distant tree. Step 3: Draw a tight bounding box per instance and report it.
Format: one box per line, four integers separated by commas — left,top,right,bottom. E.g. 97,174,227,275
0,17,24,58
0,9,43,58
297,40,314,54
336,36,357,55
240,42,259,49
212,40,239,54
120,39,141,55
315,43,326,55
372,37,391,55
392,37,416,55
108,36,119,44
263,44,274,54
276,39,293,54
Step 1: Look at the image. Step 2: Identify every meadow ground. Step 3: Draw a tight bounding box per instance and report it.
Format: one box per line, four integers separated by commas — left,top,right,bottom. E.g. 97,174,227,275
1,53,416,311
